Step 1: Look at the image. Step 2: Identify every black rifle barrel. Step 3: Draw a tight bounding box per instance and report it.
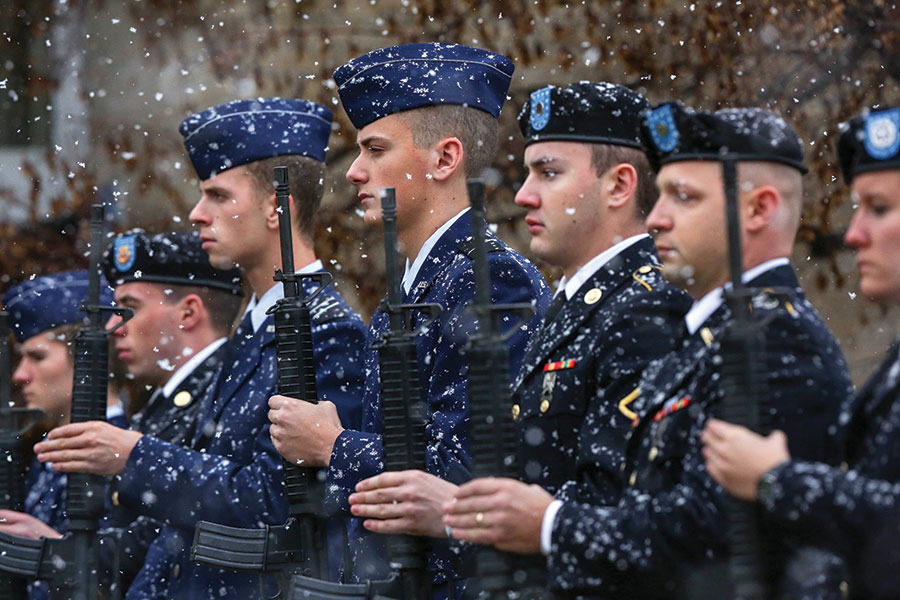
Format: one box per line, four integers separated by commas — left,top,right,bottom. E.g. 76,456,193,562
0,313,26,600
719,158,768,600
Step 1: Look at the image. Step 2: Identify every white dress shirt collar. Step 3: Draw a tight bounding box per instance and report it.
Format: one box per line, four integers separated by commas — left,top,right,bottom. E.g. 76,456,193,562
555,234,650,300
161,337,228,399
244,259,324,333
402,208,471,295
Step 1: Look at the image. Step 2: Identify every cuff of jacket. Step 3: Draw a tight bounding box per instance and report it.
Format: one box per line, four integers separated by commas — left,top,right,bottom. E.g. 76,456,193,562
324,428,383,516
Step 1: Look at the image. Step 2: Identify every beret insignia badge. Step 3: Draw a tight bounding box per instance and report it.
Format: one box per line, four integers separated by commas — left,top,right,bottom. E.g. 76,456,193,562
114,235,137,272
647,104,679,152
864,108,900,160
530,87,552,132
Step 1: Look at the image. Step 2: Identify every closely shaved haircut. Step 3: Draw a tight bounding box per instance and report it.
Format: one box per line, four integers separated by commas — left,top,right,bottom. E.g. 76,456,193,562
398,105,499,177
243,154,326,242
590,144,658,218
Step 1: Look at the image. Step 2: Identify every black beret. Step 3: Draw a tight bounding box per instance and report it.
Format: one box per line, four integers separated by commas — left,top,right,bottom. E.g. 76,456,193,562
837,106,900,183
640,101,808,174
103,231,242,295
518,81,649,148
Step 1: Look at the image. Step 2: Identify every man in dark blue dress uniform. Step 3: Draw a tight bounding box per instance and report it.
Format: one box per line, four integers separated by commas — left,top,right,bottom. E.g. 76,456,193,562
34,98,368,599
0,270,127,600
703,105,900,600
266,44,551,596
446,103,853,598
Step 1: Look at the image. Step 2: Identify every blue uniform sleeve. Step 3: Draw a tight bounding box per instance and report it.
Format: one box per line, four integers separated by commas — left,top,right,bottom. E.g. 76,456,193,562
313,315,368,432
115,422,287,532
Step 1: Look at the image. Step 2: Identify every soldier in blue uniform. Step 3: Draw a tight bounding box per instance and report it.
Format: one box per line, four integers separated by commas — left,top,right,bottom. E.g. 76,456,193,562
0,270,127,600
33,98,368,599
350,81,692,595
446,103,853,598
265,43,550,595
99,230,243,592
703,105,900,600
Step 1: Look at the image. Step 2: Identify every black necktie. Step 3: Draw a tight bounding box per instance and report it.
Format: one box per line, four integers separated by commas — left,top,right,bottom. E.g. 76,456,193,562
543,292,567,325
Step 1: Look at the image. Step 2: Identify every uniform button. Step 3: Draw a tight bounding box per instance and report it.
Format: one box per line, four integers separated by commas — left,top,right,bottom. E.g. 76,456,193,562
638,265,653,274
648,447,659,461
511,404,520,420
111,491,119,506
172,564,181,579
540,399,550,413
629,471,636,486
839,580,848,597
840,461,849,472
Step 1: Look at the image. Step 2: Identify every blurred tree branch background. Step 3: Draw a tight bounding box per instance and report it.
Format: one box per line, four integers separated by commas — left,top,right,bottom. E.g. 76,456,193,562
1,0,898,378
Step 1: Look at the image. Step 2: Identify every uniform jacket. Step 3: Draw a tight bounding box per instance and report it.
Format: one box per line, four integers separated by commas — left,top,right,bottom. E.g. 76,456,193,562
120,278,366,600
325,216,550,588
103,344,226,593
762,340,900,599
545,264,852,599
513,237,691,501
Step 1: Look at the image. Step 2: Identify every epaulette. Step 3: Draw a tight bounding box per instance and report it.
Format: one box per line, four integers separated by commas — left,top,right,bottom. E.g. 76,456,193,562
457,237,505,258
632,264,661,291
309,291,351,324
751,287,796,316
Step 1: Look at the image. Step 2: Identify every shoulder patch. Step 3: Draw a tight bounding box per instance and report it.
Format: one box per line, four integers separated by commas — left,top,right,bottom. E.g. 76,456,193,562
458,237,505,259
632,265,661,291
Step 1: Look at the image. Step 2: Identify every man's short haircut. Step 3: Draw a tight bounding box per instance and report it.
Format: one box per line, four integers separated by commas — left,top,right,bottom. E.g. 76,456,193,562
398,105,499,178
164,285,244,337
590,144,658,218
243,154,326,241
737,161,804,233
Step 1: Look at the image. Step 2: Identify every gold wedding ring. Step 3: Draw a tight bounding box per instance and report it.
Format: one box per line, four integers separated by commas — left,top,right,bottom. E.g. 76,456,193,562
476,512,484,525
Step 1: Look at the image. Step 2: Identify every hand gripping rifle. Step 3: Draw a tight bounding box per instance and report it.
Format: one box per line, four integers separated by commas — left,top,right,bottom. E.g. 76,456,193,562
0,311,45,600
285,187,441,600
717,157,788,600
190,166,335,594
464,180,534,599
0,204,133,600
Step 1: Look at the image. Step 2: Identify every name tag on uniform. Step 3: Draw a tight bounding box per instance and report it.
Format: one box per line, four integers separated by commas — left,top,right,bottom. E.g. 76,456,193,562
543,359,576,372
653,395,691,422
540,371,556,413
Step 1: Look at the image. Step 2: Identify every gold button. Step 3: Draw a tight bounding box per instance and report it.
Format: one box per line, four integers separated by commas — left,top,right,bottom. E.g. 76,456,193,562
649,446,659,461
111,491,119,506
511,404,520,420
638,265,653,274
840,461,849,473
839,581,848,597
583,288,602,305
173,391,192,408
540,399,550,413
629,471,637,485
172,563,181,579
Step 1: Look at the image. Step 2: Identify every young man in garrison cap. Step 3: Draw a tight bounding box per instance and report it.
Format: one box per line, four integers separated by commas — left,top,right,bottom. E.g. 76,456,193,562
35,99,368,599
702,105,900,600
349,81,692,594
265,43,550,595
0,270,127,600
446,103,852,598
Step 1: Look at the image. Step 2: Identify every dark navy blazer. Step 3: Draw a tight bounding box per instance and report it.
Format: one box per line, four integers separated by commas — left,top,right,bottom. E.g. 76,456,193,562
120,277,366,600
545,265,852,599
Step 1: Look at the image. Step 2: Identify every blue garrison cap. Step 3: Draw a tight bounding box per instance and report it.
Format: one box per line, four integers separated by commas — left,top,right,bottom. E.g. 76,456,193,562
179,98,333,181
334,43,515,129
2,270,115,343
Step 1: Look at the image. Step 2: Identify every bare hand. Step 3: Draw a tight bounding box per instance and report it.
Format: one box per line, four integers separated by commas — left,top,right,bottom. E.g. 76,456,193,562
701,418,790,501
0,510,63,540
442,477,552,554
349,470,457,537
35,421,143,476
268,395,343,467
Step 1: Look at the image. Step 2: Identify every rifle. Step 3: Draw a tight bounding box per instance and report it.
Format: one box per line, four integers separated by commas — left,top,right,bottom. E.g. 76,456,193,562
190,166,338,593
0,204,133,600
717,157,785,600
463,180,534,599
0,312,45,600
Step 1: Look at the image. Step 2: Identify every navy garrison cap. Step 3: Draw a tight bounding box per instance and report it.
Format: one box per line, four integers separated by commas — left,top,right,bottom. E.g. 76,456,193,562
103,231,242,295
837,106,900,182
333,43,515,129
2,270,114,343
179,98,333,181
640,101,808,174
518,81,649,148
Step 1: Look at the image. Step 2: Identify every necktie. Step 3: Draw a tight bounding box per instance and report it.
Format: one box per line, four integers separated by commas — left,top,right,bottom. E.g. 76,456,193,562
542,292,567,326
